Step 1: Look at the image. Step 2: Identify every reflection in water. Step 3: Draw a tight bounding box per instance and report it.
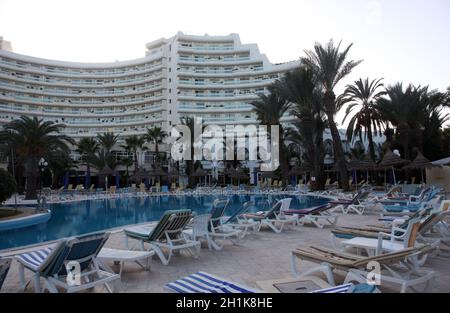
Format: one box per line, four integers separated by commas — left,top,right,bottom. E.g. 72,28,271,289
0,194,328,250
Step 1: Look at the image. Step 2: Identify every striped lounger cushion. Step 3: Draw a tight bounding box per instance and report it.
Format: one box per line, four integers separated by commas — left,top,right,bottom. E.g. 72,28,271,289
312,283,353,293
166,272,257,293
16,247,53,271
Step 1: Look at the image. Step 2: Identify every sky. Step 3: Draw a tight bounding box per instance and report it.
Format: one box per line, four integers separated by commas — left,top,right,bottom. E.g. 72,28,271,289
0,0,449,124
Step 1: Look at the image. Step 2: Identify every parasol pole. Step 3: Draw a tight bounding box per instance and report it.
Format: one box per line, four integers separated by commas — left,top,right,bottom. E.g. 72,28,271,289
392,166,396,185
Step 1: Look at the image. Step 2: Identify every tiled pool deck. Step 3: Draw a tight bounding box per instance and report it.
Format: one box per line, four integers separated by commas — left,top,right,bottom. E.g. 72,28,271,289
1,212,450,293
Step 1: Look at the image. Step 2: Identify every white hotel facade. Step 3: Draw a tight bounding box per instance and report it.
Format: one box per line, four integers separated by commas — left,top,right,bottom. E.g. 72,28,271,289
0,32,299,140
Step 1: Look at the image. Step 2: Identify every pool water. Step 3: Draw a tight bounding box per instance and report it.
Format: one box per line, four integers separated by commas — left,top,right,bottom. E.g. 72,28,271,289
0,194,328,250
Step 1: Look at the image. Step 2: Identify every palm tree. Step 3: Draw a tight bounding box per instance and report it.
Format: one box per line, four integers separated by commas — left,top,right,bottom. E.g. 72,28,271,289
341,78,386,161
251,92,291,184
144,126,168,165
274,67,327,189
302,39,363,191
76,137,99,189
122,135,146,171
377,83,426,160
180,117,201,187
120,156,133,186
46,149,78,188
97,132,118,152
0,116,74,199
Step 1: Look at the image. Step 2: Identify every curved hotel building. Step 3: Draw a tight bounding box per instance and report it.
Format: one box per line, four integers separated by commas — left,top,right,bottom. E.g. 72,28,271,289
0,32,300,142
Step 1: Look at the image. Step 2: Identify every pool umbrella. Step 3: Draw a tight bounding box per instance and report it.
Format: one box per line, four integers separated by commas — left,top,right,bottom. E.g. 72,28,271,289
402,152,440,183
377,149,409,185
115,172,120,188
84,170,91,190
63,171,69,189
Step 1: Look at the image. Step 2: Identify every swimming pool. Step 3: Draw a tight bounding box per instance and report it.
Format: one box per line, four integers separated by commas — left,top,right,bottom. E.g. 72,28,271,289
0,194,328,250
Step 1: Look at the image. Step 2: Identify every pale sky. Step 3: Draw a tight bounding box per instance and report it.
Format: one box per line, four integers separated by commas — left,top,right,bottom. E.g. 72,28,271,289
0,0,449,125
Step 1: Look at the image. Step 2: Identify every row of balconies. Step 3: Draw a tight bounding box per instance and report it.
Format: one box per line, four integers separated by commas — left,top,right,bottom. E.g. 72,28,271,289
0,92,165,108
0,102,164,117
178,55,251,63
178,42,234,51
178,88,265,98
0,57,164,77
0,80,164,97
0,68,164,88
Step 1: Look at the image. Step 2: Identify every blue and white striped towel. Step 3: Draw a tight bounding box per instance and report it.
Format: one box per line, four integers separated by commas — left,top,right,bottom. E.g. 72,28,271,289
16,247,53,270
166,271,257,293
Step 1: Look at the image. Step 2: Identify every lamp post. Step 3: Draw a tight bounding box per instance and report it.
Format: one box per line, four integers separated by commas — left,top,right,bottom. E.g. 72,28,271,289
38,157,48,210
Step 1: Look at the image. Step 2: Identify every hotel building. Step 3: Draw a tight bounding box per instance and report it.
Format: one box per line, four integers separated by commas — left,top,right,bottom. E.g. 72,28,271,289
0,32,300,141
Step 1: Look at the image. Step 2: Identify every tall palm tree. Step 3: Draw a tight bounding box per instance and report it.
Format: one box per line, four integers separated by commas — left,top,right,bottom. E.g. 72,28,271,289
0,116,73,199
180,117,202,187
121,155,133,186
97,132,118,152
341,78,386,161
122,135,146,171
76,137,99,189
145,126,168,165
302,39,363,191
251,92,291,184
274,67,327,190
377,83,426,160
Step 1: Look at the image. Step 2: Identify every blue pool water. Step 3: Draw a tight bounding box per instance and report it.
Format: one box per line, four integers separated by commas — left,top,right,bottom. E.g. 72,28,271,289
0,194,328,250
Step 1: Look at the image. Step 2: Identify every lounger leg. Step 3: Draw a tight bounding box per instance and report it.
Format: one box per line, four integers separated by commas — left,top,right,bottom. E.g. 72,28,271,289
139,240,145,251
124,236,129,249
151,244,170,265
290,253,300,277
18,263,26,291
33,273,42,293
43,279,58,293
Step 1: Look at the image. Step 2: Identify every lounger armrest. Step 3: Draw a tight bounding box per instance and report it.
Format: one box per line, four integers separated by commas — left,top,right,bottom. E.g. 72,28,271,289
391,218,406,228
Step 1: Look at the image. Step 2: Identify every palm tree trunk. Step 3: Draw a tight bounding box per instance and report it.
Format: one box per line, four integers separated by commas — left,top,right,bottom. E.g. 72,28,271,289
134,149,139,171
326,111,350,191
367,124,376,161
154,142,159,165
314,132,326,190
25,157,38,199
279,136,289,186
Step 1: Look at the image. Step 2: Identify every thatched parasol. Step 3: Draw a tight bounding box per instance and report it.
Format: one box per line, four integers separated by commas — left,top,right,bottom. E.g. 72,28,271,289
377,149,409,168
192,167,209,184
378,149,409,185
403,152,437,170
98,165,115,176
289,164,312,175
130,167,149,182
260,171,279,179
403,152,440,182
192,167,208,177
229,167,248,185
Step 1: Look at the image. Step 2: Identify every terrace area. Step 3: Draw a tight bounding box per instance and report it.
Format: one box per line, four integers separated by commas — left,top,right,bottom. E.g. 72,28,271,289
1,210,449,293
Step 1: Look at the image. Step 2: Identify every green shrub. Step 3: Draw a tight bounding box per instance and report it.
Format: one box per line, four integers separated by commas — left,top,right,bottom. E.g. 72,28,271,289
0,169,17,204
